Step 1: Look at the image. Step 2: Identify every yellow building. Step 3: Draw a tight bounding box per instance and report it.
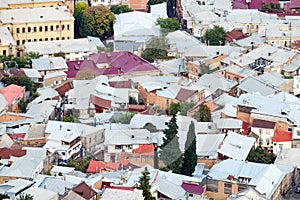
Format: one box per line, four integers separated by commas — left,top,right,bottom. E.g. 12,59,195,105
0,6,74,56
0,26,16,56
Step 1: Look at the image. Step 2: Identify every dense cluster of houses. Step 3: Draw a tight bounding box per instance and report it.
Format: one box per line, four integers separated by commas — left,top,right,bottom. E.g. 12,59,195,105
1,0,300,200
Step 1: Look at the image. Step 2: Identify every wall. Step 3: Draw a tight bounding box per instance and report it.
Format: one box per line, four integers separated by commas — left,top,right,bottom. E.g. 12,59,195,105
43,75,67,87
82,129,104,153
251,127,274,148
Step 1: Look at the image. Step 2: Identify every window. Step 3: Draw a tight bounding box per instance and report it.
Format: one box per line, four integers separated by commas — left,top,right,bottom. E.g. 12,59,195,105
56,25,59,30
17,40,20,45
115,145,122,150
33,39,37,42
67,24,70,30
228,75,230,80
34,27,37,32
28,27,31,32
166,99,169,105
50,25,54,31
56,37,59,40
259,138,263,145
22,40,25,44
50,38,54,41
28,39,31,42
89,138,91,143
266,138,270,145
39,26,43,32
297,130,300,136
45,38,48,41
22,27,25,33
39,39,43,41
62,25,65,30
16,28,20,33
45,26,48,31
2,50,6,55
62,37,65,40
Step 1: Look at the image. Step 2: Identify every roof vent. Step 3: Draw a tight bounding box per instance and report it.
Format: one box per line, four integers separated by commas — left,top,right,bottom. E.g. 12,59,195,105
131,135,135,138
40,16,43,19
268,52,271,56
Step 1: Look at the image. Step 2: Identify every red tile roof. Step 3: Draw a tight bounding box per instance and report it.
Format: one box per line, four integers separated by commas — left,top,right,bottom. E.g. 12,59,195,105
133,144,154,155
226,29,248,43
233,0,278,9
0,148,26,159
176,88,197,101
128,104,147,112
0,84,25,105
181,182,205,195
72,182,97,200
89,94,111,109
272,130,292,142
65,60,102,78
251,119,275,129
87,160,117,173
55,82,73,97
90,51,159,75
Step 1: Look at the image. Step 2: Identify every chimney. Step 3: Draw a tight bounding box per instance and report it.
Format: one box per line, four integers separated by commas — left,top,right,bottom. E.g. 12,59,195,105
153,143,158,169
60,125,62,130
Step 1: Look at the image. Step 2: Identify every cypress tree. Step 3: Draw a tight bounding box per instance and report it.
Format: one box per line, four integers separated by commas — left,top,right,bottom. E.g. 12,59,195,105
159,115,183,173
138,167,155,200
181,121,197,176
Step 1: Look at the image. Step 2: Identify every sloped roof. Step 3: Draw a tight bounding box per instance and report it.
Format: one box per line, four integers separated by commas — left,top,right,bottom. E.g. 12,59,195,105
272,130,292,142
0,26,15,46
65,60,102,78
0,148,26,159
226,29,248,43
181,182,204,195
87,160,117,173
89,94,111,109
196,134,225,158
252,119,275,129
72,182,97,200
90,51,159,74
0,84,24,105
55,82,73,97
218,131,255,161
176,88,197,101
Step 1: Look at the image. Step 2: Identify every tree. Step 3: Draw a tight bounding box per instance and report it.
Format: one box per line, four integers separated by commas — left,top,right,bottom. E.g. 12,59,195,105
143,123,158,133
84,5,116,40
110,5,131,14
193,104,212,122
247,146,276,164
63,114,75,122
18,99,27,113
129,96,138,104
74,11,91,38
156,17,180,34
203,25,227,46
74,2,88,14
113,112,135,124
159,115,182,173
181,122,197,176
16,193,33,200
169,102,181,115
180,102,196,116
142,36,168,63
138,167,155,200
0,193,9,199
2,76,33,91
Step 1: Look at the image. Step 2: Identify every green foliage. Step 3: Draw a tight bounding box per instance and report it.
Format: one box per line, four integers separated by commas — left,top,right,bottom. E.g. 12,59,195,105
18,99,27,113
16,193,33,200
262,2,280,12
63,114,75,122
67,157,91,172
74,11,91,38
110,5,131,14
0,193,9,199
0,52,40,68
2,76,33,91
160,115,182,173
180,102,196,116
74,2,88,14
113,112,135,124
181,122,197,176
193,104,212,122
169,102,181,116
84,5,116,39
149,105,166,115
142,36,168,63
143,123,158,133
203,25,227,46
58,172,63,176
156,17,180,34
129,96,138,104
31,91,39,100
138,167,155,200
247,146,276,164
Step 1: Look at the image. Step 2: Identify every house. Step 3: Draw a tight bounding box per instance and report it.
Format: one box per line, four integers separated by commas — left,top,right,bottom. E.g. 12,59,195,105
0,179,34,199
16,185,58,200
221,66,256,84
275,148,300,170
251,119,276,149
0,26,16,56
272,130,292,154
50,166,75,176
0,147,26,165
22,124,46,147
61,181,97,200
31,57,68,77
257,71,290,93
44,121,82,162
44,120,104,154
207,159,292,200
0,6,74,56
22,68,42,83
113,12,160,53
43,71,67,87
0,84,25,112
196,122,217,134
89,51,160,78
196,134,225,159
26,100,57,123
101,188,143,200
218,131,255,161
237,76,281,97
65,60,103,80
226,29,248,43
25,37,103,61
232,0,278,10
0,148,46,183
215,118,243,133
181,182,205,199
158,58,186,76
0,125,14,148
